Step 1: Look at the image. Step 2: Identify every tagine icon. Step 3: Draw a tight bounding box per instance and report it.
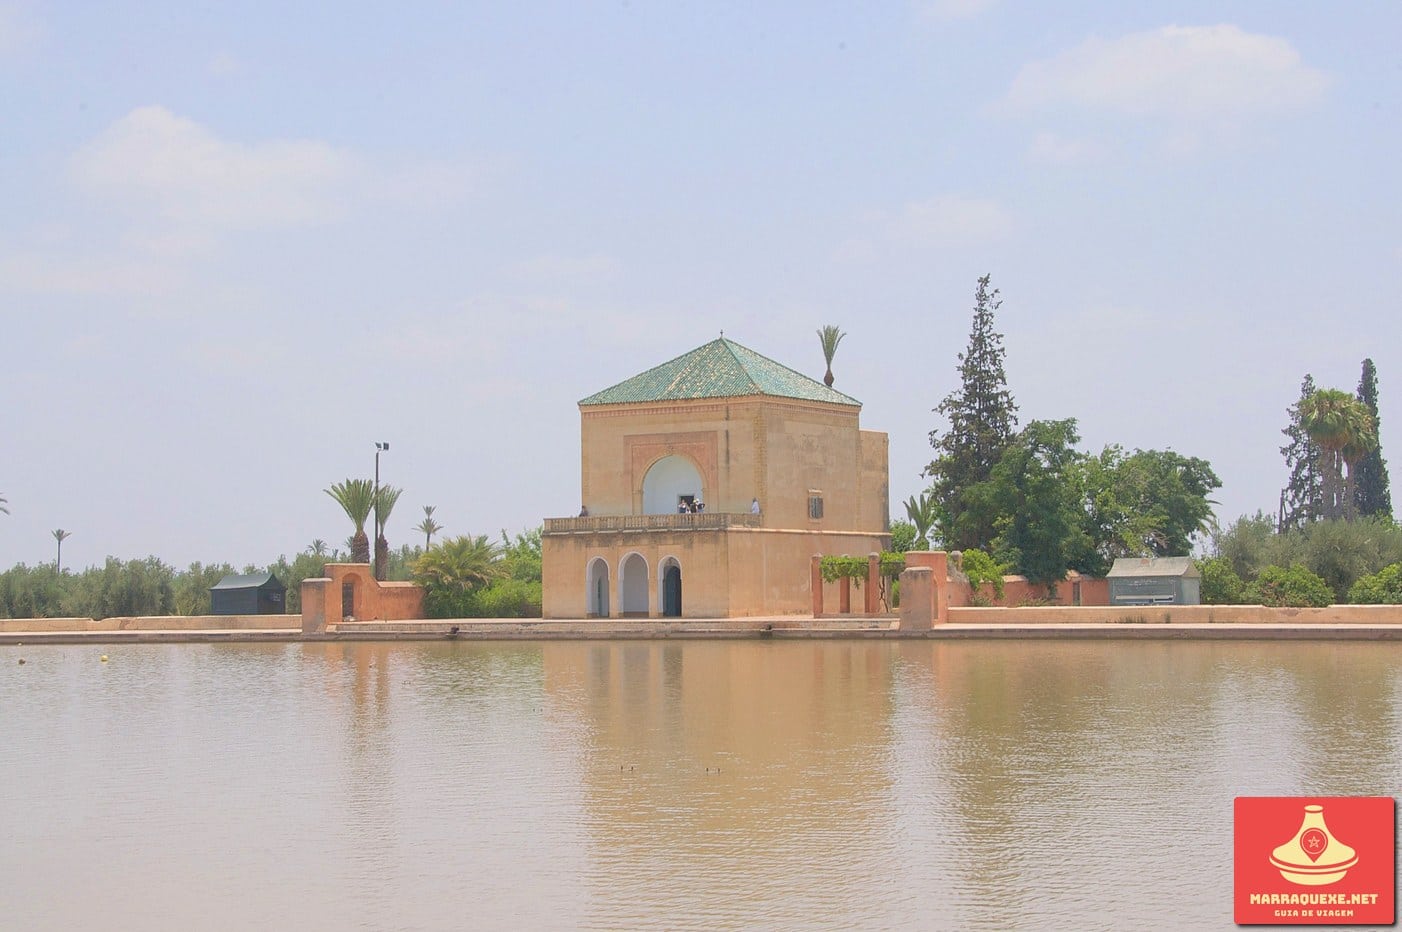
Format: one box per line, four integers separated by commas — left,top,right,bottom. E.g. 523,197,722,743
1270,804,1358,886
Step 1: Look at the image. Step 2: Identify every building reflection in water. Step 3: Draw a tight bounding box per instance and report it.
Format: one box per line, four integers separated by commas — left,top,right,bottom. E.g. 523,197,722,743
542,640,908,926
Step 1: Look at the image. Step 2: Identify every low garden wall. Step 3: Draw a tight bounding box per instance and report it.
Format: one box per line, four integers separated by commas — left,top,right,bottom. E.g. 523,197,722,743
945,604,1402,625
0,614,299,633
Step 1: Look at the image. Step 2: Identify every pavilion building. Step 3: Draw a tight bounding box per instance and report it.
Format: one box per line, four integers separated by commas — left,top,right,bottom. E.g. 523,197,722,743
541,337,889,618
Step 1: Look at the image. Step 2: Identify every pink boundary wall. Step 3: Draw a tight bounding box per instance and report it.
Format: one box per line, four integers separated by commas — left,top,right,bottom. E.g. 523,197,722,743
301,563,425,634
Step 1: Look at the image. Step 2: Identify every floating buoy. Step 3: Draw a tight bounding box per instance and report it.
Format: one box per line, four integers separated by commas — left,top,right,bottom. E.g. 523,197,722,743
100,655,109,663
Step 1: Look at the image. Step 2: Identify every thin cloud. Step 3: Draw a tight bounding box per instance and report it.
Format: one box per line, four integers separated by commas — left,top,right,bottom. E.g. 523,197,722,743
0,251,182,297
0,2,41,58
838,194,1015,260
207,51,242,77
1004,24,1329,120
1026,131,1107,166
915,0,997,22
70,106,361,229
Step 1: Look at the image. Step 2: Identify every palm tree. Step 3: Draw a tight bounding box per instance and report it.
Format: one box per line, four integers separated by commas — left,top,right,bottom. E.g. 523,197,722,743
412,534,504,593
817,325,846,388
1340,418,1379,521
1300,389,1376,521
415,505,444,550
325,479,376,563
309,539,328,558
53,528,72,571
374,484,404,580
1,492,8,515
903,492,938,550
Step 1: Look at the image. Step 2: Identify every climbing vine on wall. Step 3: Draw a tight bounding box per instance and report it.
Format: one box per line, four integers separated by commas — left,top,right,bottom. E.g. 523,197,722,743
819,556,868,587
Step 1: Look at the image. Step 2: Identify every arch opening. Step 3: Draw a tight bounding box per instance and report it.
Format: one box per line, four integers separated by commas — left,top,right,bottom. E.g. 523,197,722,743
586,558,611,618
620,552,650,616
642,455,704,515
660,557,682,618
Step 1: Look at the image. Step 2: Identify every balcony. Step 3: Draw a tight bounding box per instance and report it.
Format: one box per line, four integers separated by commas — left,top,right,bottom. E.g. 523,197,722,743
543,512,763,534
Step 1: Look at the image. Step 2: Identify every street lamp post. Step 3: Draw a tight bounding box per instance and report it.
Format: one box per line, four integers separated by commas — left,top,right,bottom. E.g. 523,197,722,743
374,441,389,578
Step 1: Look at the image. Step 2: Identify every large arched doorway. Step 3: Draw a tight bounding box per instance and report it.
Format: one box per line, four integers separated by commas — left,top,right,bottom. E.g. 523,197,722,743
620,552,649,616
586,558,610,618
642,455,704,515
660,557,682,617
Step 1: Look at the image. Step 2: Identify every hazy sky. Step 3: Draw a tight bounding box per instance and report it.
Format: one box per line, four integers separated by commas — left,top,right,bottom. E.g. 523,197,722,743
3,2,1400,571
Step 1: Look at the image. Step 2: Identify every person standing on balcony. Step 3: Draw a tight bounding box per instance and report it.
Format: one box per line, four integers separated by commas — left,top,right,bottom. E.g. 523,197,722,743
751,498,761,514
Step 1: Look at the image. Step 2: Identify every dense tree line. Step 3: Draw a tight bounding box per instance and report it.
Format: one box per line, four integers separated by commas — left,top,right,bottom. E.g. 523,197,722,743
921,275,1221,590
0,530,542,620
1200,513,1402,606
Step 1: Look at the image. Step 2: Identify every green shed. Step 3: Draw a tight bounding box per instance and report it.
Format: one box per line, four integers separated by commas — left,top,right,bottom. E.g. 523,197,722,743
1107,557,1201,606
210,572,287,615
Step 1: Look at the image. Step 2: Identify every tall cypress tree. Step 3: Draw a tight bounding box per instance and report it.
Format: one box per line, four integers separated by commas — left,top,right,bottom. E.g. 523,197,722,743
1354,358,1392,518
925,274,1019,551
1279,374,1324,531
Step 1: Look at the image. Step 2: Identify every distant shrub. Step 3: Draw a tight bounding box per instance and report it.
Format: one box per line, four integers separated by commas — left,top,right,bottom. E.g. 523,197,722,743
1248,564,1333,608
1198,556,1247,605
1348,563,1402,604
960,548,1007,601
473,579,543,618
888,521,918,554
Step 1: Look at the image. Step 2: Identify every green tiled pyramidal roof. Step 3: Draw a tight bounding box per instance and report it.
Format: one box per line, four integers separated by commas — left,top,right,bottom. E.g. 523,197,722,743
580,337,861,407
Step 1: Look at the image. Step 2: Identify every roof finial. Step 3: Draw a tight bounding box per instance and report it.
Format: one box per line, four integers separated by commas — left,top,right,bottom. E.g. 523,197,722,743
720,329,724,339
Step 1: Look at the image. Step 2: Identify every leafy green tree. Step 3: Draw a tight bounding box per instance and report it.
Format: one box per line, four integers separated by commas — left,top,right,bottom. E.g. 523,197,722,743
62,557,176,619
888,520,918,554
1353,359,1392,519
172,561,236,615
373,484,403,581
0,564,65,618
817,325,845,388
1248,564,1333,608
1197,556,1247,605
1080,447,1219,566
499,527,542,582
1279,374,1324,531
326,479,375,563
1300,388,1376,520
1210,511,1284,580
414,505,443,550
981,419,1091,589
902,492,937,550
52,529,72,572
1348,563,1402,604
1296,516,1402,601
925,274,1019,551
413,534,504,617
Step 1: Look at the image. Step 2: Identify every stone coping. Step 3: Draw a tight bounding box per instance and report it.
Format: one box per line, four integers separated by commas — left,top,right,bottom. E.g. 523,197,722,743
5,617,1402,644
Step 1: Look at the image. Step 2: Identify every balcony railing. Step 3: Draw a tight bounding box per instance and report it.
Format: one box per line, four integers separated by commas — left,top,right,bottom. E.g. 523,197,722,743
543,512,763,534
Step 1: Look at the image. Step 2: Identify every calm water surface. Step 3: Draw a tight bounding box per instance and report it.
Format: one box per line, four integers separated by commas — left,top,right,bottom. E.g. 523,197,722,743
2,639,1399,930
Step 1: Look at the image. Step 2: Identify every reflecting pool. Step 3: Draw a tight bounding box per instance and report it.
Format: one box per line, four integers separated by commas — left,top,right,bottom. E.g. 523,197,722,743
3,639,1398,930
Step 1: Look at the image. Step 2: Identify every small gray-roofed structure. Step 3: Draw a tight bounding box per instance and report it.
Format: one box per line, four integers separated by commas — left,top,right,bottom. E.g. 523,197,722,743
210,572,287,615
1107,557,1201,605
